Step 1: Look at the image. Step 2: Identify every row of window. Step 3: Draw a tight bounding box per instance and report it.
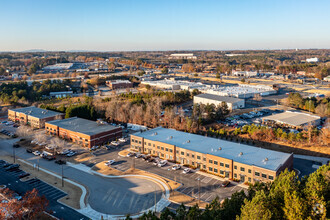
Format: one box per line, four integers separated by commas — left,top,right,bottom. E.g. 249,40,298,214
254,172,274,180
131,139,141,144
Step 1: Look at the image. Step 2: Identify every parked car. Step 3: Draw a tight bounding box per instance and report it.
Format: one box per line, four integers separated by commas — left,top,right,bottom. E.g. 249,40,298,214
153,159,160,166
147,157,155,163
105,160,115,166
32,151,41,156
45,155,56,161
172,164,181,170
126,152,135,157
111,141,120,146
158,160,167,167
142,155,149,160
5,164,20,171
19,173,30,179
66,152,76,157
26,148,33,153
221,180,230,187
183,168,191,174
118,138,126,143
135,153,142,158
13,144,20,148
55,160,66,165
1,162,11,168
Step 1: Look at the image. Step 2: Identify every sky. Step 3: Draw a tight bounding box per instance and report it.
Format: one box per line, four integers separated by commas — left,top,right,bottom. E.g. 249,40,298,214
0,0,330,51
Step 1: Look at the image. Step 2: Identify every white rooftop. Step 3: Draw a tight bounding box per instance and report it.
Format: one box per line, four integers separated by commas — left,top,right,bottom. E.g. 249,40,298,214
262,111,321,127
134,127,292,171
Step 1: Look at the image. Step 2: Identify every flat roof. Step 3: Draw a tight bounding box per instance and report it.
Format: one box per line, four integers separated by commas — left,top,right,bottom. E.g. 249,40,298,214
46,117,119,136
11,106,63,119
194,93,244,104
262,111,320,126
133,127,292,171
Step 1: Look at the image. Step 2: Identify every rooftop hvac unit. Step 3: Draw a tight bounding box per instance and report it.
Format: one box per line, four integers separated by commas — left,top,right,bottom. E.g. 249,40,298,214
218,147,222,150
154,132,158,135
239,152,243,156
169,136,173,139
264,157,268,161
187,140,190,143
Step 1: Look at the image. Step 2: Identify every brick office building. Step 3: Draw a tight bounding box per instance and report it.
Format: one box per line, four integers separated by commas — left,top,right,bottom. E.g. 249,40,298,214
130,127,293,184
8,106,64,128
45,117,122,148
106,80,133,90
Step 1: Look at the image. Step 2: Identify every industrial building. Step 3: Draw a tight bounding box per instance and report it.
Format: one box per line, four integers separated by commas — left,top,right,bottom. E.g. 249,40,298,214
262,111,321,128
45,117,122,148
49,91,73,98
168,53,197,60
106,80,133,90
193,94,245,110
8,107,64,128
130,127,293,183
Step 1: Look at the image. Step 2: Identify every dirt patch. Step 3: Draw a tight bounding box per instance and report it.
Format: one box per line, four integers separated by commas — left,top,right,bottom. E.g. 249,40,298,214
170,191,208,209
0,155,83,209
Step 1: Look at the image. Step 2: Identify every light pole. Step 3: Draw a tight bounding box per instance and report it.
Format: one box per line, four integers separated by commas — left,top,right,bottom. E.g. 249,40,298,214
197,178,201,206
61,164,64,187
13,145,15,163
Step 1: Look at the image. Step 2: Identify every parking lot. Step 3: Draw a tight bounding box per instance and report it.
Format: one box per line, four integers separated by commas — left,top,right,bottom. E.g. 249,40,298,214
0,159,88,220
94,147,247,203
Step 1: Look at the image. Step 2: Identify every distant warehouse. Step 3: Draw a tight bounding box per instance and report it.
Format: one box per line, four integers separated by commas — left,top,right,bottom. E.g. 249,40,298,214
8,106,64,128
45,117,122,148
262,111,321,128
106,80,133,90
131,127,293,184
194,93,245,111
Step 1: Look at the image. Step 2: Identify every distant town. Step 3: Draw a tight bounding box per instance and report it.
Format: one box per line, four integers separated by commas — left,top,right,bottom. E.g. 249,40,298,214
0,49,329,219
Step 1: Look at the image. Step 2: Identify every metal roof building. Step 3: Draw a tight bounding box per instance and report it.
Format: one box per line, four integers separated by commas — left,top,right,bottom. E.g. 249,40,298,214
133,127,292,172
262,111,321,127
194,93,245,110
10,106,63,119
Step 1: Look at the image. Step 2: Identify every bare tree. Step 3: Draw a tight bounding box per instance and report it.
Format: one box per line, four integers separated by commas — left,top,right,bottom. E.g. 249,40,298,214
16,125,33,138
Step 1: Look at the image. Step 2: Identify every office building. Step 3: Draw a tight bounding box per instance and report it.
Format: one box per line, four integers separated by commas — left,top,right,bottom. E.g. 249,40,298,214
106,80,133,90
45,117,122,148
8,106,64,128
130,127,293,183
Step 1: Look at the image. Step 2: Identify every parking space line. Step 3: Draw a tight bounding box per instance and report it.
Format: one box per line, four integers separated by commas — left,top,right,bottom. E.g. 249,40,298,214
185,188,194,196
231,185,239,191
40,187,55,194
205,194,215,202
199,192,207,200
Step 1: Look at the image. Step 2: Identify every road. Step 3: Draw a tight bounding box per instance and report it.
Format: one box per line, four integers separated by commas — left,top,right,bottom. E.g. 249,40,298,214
0,138,163,216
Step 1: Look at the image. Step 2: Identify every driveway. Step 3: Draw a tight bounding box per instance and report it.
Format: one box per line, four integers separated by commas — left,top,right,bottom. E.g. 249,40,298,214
0,138,163,216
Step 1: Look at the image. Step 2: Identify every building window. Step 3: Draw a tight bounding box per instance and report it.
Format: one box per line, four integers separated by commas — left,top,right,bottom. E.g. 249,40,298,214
248,177,251,182
181,152,184,155
132,139,135,142
191,154,195,158
161,153,164,157
166,154,169,159
220,162,224,167
220,170,224,175
176,150,179,154
138,141,141,144
248,169,251,173
225,164,229,168
153,151,155,154
209,159,213,163
161,147,164,150
192,162,194,166
165,148,168,152
214,168,218,173
197,156,201,160
240,167,245,172
186,153,190,157
208,167,213,172
234,174,237,178
148,143,151,146
269,175,274,180
234,165,237,170
170,149,173,153
153,144,155,147
255,172,260,176
262,174,267,178
157,146,160,149
144,142,146,145
214,161,218,165
203,157,206,161
203,165,206,169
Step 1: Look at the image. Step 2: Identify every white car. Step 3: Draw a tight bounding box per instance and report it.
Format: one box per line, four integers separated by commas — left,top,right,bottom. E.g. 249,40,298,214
33,151,41,156
111,141,119,146
172,164,181,170
118,138,126,143
105,160,115,166
158,160,167,167
183,168,191,174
